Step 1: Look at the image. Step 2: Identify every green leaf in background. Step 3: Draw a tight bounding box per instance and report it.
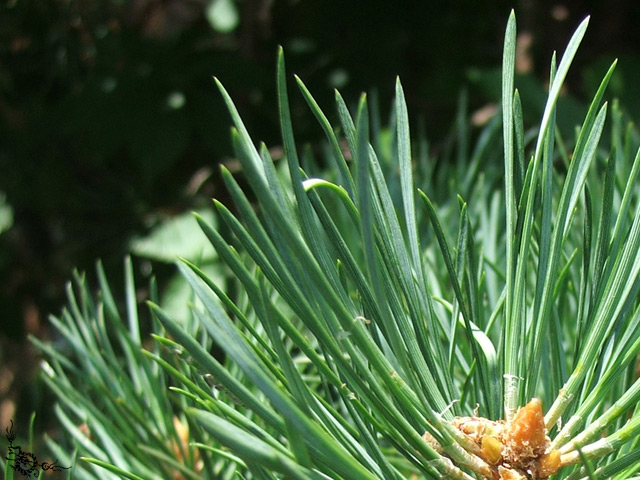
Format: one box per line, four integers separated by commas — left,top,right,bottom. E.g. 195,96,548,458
131,209,218,263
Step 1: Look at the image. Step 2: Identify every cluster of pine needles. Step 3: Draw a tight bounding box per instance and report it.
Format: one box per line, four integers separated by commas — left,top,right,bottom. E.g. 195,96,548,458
4,10,640,480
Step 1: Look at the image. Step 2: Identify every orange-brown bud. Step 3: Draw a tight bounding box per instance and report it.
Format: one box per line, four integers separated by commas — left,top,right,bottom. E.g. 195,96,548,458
537,449,561,478
504,398,548,461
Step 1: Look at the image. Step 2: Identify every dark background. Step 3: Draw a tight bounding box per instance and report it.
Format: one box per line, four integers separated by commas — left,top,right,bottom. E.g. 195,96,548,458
1,0,640,433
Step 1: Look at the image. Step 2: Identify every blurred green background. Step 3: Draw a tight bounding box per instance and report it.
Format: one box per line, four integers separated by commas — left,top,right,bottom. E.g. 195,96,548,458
1,0,640,440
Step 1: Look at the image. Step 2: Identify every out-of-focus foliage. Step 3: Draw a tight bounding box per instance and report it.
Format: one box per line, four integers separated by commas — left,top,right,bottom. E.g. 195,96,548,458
0,0,272,347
